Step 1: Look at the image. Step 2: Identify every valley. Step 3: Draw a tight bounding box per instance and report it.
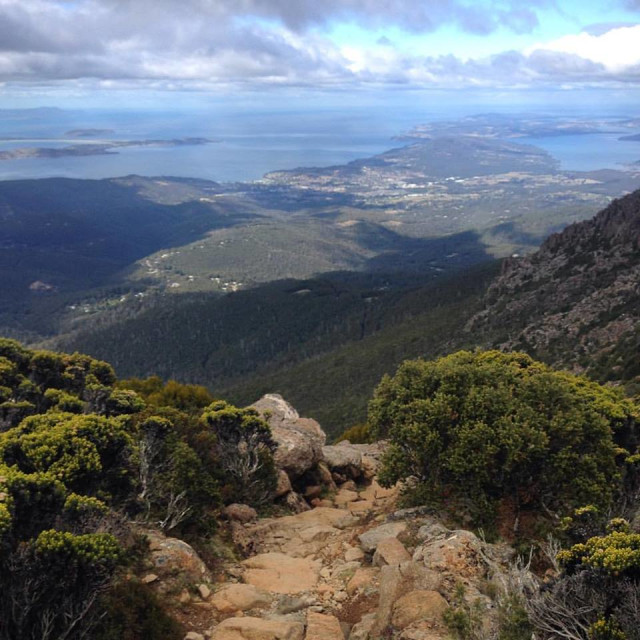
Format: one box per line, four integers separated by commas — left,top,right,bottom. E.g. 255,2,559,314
2,115,640,434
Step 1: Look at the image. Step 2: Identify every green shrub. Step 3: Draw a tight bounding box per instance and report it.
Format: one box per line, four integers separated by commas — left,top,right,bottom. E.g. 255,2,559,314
370,350,638,527
335,422,372,444
201,400,277,507
93,580,184,640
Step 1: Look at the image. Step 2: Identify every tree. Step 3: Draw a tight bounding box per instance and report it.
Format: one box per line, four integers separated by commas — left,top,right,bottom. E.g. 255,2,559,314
370,350,638,528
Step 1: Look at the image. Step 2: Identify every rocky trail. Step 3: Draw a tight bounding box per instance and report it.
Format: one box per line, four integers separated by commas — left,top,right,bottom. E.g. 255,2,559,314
142,395,515,640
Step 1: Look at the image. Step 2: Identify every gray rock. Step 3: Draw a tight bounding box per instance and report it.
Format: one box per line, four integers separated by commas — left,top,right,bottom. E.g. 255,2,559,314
251,394,325,478
322,444,363,478
358,522,407,553
349,613,376,640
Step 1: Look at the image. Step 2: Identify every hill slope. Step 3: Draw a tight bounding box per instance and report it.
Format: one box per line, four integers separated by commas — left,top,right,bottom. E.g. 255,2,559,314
469,189,640,392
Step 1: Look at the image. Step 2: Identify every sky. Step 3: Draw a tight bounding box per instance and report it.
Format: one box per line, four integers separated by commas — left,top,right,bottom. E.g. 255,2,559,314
1,0,640,107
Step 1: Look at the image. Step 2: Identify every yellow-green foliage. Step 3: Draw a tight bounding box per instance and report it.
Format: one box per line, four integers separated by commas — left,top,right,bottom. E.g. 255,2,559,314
589,618,627,640
64,493,109,518
370,350,639,523
119,376,214,413
35,529,121,565
0,413,134,496
0,501,11,536
335,422,372,444
44,388,84,413
0,338,119,429
0,340,196,639
558,527,640,577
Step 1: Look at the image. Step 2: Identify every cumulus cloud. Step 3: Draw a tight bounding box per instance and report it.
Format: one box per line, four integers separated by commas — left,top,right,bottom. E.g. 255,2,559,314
0,0,638,90
525,24,640,71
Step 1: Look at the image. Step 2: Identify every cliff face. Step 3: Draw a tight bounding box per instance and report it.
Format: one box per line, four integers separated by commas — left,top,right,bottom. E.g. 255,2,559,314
468,189,640,382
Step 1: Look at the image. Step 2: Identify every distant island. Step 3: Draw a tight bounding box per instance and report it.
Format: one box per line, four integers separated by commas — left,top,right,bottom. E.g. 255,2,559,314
65,128,115,137
619,133,640,142
0,137,217,161
398,113,606,141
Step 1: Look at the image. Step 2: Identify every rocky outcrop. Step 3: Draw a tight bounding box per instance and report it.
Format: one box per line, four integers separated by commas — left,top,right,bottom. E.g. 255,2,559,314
468,189,640,383
175,437,520,640
251,394,325,480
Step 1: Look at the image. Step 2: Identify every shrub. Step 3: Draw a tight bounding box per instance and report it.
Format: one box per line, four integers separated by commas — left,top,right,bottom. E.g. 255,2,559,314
370,350,638,527
201,400,277,507
335,422,372,444
93,580,184,640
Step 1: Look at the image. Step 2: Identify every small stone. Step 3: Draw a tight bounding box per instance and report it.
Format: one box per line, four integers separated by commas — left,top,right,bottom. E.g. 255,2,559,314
277,596,310,614
276,470,293,497
348,613,375,640
346,568,378,596
199,584,211,599
348,500,374,513
178,589,191,604
333,591,348,602
142,573,159,584
340,480,357,492
305,485,323,500
185,633,205,640
224,504,258,524
344,547,365,562
319,567,331,579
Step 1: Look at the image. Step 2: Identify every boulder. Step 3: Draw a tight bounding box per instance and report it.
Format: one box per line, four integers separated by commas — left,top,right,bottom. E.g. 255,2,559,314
391,590,448,630
373,537,411,567
251,394,326,479
208,617,304,640
225,504,258,524
145,530,210,584
322,444,362,478
358,522,407,553
210,584,273,614
242,553,321,594
305,611,344,640
372,562,441,637
414,529,512,590
334,489,359,506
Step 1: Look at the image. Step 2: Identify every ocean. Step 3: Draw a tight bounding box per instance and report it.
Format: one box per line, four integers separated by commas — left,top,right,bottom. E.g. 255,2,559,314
0,102,639,182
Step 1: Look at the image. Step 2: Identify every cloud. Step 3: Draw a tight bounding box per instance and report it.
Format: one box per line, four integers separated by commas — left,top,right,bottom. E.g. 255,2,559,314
0,0,639,91
525,24,640,71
